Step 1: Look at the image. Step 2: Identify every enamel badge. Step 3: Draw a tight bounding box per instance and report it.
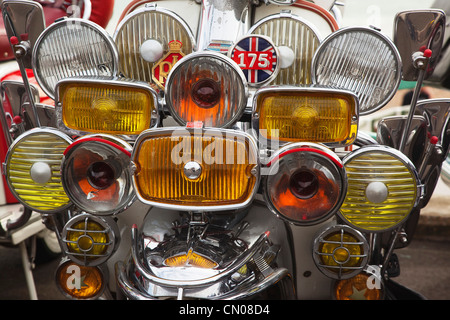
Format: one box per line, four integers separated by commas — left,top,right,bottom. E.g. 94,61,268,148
152,40,185,89
229,35,279,86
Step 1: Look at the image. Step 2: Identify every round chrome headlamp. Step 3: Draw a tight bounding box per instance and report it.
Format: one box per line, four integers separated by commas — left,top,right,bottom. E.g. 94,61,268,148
264,142,346,225
61,134,135,215
312,26,402,115
165,51,248,128
313,224,369,280
113,6,195,87
32,18,119,100
249,12,321,86
339,145,422,232
61,213,120,266
4,128,72,213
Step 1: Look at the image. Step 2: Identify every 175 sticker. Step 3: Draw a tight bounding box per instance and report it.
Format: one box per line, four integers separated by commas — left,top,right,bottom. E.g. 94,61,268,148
229,35,279,86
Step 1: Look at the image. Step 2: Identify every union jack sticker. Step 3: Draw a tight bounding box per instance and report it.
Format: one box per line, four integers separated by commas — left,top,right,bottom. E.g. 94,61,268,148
229,35,279,86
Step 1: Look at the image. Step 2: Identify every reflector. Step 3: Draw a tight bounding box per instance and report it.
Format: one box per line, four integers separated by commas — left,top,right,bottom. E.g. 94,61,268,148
264,142,346,225
61,134,135,215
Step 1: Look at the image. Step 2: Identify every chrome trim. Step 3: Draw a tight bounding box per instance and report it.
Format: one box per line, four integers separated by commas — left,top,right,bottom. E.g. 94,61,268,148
54,76,159,140
165,51,249,128
197,0,250,52
131,127,260,212
251,85,359,149
32,17,119,100
130,225,269,288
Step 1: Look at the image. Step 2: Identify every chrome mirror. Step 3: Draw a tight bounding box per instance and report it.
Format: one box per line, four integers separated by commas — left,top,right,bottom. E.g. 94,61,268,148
0,80,40,144
394,9,445,81
1,0,46,69
394,10,445,152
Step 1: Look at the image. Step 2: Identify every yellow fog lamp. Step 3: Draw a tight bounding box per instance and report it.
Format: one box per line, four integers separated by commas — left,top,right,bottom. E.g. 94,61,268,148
55,77,158,138
61,213,119,266
56,259,106,300
3,128,72,213
32,18,119,100
312,26,402,115
264,142,346,225
334,270,384,300
165,51,248,128
313,225,369,279
339,145,422,232
131,127,259,211
61,134,135,215
252,87,358,147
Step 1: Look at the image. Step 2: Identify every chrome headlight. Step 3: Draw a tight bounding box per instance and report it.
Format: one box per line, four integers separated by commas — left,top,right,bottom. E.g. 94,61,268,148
252,87,358,148
32,18,119,100
131,127,259,211
61,213,120,267
4,128,72,213
249,12,321,86
339,145,422,232
165,52,248,128
55,77,158,138
264,142,346,225
312,27,402,115
114,5,195,88
61,134,135,216
313,224,369,280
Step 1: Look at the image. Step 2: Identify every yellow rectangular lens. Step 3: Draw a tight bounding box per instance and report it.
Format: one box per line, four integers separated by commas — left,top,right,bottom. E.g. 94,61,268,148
254,89,358,146
132,129,259,210
58,79,157,135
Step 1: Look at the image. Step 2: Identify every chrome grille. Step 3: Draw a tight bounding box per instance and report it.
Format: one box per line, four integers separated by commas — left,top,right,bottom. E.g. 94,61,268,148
250,14,321,85
114,6,195,83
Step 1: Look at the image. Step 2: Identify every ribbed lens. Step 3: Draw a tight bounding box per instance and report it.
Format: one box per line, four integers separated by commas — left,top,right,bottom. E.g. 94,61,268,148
57,79,156,135
250,15,320,85
166,52,248,128
114,6,195,84
339,146,420,232
312,27,401,115
254,88,358,147
33,19,118,99
5,128,72,213
132,128,259,210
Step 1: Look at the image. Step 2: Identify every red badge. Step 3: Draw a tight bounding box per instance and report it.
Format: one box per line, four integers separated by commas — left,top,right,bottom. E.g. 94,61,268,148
152,40,185,89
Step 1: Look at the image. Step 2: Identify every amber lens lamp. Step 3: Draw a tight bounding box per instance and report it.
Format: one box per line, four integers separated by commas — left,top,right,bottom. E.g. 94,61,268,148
253,88,358,147
56,78,157,136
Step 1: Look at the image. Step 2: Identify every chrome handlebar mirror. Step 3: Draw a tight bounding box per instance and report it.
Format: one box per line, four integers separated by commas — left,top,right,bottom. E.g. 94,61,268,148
394,9,445,81
1,0,46,69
